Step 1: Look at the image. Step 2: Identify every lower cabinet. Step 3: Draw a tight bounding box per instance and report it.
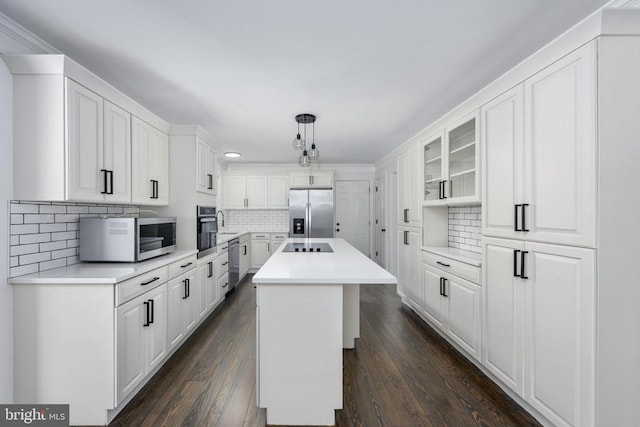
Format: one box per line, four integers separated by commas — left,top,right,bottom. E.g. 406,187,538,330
397,226,422,310
197,254,219,319
168,268,198,351
251,233,270,269
422,256,481,361
116,283,168,403
483,237,595,427
240,234,251,279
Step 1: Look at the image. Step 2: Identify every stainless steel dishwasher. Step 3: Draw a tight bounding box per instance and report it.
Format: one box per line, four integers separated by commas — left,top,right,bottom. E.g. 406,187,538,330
228,238,240,293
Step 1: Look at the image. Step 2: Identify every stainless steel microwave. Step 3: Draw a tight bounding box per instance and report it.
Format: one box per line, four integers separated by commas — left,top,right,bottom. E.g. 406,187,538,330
79,217,177,262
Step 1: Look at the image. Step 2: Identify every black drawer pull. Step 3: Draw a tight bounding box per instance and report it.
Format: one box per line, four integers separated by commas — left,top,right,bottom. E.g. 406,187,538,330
222,261,228,266
436,261,450,268
222,246,228,250
141,277,160,286
180,262,193,268
222,283,228,288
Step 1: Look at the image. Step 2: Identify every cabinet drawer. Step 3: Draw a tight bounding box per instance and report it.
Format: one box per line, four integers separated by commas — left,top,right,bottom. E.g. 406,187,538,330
252,233,269,240
217,253,229,278
168,254,197,278
423,251,481,285
217,242,229,253
218,273,229,293
270,233,287,241
240,233,251,244
117,266,169,306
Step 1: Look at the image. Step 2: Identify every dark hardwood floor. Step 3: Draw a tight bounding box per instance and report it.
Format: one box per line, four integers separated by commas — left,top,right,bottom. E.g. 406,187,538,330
110,275,540,427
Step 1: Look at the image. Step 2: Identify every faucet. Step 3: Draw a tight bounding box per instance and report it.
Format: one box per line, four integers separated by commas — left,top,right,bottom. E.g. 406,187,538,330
216,210,225,228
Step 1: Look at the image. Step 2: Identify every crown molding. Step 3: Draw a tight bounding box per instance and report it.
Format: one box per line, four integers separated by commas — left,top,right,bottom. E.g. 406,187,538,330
0,12,59,54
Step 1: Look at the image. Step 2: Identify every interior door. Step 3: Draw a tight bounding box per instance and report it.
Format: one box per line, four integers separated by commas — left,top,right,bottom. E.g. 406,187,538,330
375,177,386,267
335,181,370,256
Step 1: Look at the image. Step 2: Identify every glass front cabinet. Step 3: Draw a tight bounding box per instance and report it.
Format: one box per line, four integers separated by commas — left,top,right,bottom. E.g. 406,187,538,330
423,110,480,205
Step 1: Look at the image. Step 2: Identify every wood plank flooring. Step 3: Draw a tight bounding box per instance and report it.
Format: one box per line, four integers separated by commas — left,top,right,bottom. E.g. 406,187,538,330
110,276,540,427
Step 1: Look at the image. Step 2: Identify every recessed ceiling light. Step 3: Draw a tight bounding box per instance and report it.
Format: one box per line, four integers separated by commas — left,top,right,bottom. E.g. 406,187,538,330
224,152,241,158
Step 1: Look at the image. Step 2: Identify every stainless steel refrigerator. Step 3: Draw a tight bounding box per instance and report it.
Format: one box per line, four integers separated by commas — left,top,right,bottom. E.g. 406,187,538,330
289,188,334,238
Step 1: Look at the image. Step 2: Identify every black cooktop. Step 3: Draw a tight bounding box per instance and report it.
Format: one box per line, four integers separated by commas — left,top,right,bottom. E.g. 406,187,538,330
282,243,334,253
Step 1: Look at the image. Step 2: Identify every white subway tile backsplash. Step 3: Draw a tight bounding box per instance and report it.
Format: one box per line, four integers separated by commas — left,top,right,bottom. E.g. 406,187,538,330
8,201,140,278
448,206,482,253
223,209,289,231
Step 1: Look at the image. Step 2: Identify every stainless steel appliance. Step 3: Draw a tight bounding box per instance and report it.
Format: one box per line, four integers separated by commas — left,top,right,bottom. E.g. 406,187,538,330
79,217,177,262
196,206,218,259
289,188,334,238
228,238,240,293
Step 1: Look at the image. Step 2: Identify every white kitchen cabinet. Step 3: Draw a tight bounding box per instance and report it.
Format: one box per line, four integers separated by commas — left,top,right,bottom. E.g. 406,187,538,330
483,237,595,427
422,251,482,361
246,176,269,208
239,233,251,280
251,233,271,269
268,176,289,208
196,137,217,195
397,143,421,227
289,171,334,188
224,176,248,209
132,116,169,206
103,100,132,203
397,226,421,311
482,44,595,248
116,283,167,403
167,268,198,351
423,111,480,205
197,254,219,320
270,233,287,252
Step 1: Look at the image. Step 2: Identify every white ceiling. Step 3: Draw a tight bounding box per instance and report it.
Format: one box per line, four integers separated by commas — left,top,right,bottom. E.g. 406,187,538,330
0,0,612,164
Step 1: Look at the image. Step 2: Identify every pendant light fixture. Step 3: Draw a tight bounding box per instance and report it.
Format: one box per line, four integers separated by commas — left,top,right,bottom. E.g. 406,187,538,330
292,113,319,167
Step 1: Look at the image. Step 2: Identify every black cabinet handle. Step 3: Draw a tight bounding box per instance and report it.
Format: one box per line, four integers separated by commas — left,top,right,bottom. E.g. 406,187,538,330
207,173,213,190
337,228,340,232
141,276,160,286
183,279,188,299
514,204,522,231
403,230,409,245
143,301,150,327
108,170,114,195
436,261,450,268
449,180,453,199
101,169,108,194
149,298,154,324
150,180,154,199
381,228,386,232
222,261,228,266
513,249,520,277
403,209,409,223
520,251,529,279
222,246,228,250
438,181,442,199
442,277,448,297
181,262,193,268
208,261,213,278
243,245,247,256
522,204,529,232
439,277,444,296
442,180,448,199
222,282,228,288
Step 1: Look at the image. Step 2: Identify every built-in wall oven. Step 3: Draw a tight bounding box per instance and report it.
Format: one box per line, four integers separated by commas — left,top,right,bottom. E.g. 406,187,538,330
196,206,218,258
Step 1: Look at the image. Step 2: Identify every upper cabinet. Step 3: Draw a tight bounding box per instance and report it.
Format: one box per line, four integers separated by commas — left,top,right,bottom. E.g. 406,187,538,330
132,117,169,206
289,171,334,188
196,138,217,195
482,43,595,248
224,175,288,209
423,110,480,206
3,55,169,205
397,143,421,227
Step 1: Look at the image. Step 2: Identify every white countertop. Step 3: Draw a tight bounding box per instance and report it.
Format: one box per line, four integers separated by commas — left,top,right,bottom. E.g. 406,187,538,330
422,246,482,267
253,238,397,284
8,250,198,285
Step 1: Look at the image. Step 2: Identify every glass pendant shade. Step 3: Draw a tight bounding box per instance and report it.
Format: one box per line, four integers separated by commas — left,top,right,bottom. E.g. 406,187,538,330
298,149,311,167
292,133,305,150
308,143,319,161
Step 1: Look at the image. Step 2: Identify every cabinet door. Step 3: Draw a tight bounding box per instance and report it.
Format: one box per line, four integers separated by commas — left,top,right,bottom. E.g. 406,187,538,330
396,228,407,298
103,101,131,204
421,265,445,329
403,228,422,312
207,145,217,195
66,79,104,202
290,173,311,187
397,154,408,224
167,275,185,350
523,242,595,427
251,240,270,269
196,262,210,319
150,128,169,205
116,296,145,403
146,284,168,371
482,85,525,240
524,43,595,248
311,173,333,188
131,117,153,204
423,132,445,203
445,275,481,361
446,111,480,203
482,237,525,396
240,241,251,278
218,272,229,296
224,176,247,209
268,176,289,208
246,176,269,208
196,139,210,193
183,270,198,334
207,259,219,309
407,144,422,227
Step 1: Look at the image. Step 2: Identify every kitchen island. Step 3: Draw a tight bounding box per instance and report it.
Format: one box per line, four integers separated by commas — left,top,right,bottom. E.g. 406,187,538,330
253,238,396,426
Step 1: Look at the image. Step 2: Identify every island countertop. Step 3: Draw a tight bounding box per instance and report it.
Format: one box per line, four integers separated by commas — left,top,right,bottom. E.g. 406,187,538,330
253,238,396,284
